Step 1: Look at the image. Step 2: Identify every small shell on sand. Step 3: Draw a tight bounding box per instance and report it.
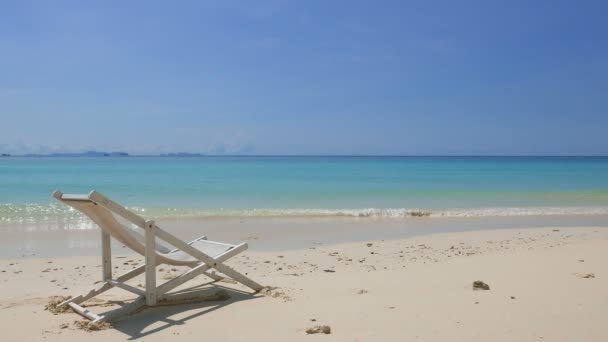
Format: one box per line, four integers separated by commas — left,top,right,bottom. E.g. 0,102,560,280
306,325,331,334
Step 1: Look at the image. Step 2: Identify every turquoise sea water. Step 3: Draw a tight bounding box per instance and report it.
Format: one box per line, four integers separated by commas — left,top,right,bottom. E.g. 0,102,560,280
1,156,608,230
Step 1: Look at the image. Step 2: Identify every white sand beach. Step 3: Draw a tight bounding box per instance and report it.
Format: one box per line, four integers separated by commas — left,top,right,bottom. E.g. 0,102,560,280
1,224,607,341
3,0,607,340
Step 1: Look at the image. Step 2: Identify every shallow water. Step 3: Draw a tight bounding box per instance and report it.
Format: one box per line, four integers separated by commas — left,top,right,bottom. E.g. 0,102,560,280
1,156,608,231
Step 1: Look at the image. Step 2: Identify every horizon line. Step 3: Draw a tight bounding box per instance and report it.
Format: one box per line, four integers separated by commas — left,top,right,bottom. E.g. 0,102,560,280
2,153,608,158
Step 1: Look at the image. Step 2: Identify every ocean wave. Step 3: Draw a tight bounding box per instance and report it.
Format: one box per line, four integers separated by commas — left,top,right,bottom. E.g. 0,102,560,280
2,203,608,231
435,207,608,217
134,206,608,218
127,207,436,218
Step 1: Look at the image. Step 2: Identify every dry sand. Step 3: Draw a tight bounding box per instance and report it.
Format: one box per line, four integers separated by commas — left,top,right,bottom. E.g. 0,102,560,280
1,226,607,341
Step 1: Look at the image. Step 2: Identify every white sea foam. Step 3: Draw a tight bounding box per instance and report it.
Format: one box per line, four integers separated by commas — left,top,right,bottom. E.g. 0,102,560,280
435,207,608,217
192,207,608,218
2,204,608,232
128,206,608,218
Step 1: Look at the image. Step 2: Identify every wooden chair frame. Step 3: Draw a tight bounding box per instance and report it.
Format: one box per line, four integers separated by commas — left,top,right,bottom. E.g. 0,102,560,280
53,190,264,324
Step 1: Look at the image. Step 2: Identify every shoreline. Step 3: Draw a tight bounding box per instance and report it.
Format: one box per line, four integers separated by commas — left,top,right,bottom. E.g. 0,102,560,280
2,215,608,259
1,226,607,341
3,204,608,223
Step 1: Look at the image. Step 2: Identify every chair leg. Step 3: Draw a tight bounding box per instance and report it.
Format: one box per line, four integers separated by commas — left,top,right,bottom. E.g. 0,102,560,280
91,296,147,324
58,265,146,308
101,230,112,281
145,220,157,306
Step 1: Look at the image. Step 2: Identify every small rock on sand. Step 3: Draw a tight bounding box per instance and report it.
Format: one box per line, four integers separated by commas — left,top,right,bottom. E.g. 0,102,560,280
473,280,490,290
306,325,331,334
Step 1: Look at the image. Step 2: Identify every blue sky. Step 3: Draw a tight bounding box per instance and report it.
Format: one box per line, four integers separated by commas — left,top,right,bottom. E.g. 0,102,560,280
1,0,607,155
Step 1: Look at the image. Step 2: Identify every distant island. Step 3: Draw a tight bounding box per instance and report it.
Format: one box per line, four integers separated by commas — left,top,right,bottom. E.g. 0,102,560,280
159,152,204,157
19,151,130,157
0,151,211,157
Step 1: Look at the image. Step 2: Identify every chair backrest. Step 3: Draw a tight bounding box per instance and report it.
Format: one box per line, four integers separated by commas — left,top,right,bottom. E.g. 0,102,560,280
53,191,174,260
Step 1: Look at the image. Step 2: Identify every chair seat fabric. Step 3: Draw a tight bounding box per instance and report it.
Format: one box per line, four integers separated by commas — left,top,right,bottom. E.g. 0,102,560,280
165,240,235,264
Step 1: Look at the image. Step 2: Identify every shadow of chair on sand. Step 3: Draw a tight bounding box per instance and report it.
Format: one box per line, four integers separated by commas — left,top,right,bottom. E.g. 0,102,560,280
97,282,263,340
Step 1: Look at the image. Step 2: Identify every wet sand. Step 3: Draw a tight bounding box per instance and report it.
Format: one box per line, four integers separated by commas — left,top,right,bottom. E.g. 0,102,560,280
2,214,608,258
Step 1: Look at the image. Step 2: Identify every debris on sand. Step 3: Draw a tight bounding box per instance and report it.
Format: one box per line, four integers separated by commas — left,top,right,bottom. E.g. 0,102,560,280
574,273,595,279
306,325,331,334
44,296,72,314
410,211,431,217
473,281,490,291
262,287,292,301
323,269,335,273
356,289,368,295
366,243,373,247
73,320,112,331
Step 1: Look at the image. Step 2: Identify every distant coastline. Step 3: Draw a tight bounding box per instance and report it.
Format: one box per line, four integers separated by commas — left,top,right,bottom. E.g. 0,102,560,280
0,151,206,158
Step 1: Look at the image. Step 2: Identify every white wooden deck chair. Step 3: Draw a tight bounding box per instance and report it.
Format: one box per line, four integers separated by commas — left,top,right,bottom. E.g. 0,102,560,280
52,190,264,324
